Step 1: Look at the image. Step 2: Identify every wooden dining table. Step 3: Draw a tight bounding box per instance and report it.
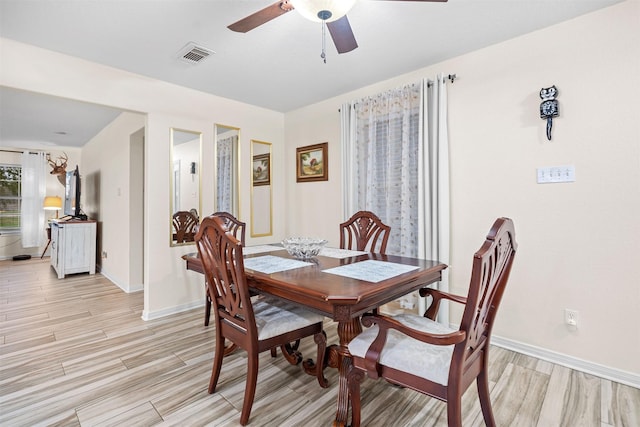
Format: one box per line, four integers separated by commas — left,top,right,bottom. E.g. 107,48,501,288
183,246,447,426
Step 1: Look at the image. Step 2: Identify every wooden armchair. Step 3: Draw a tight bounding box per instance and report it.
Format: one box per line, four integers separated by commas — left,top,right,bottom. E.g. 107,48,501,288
172,210,198,243
195,216,328,425
202,212,246,326
347,217,517,427
340,210,391,254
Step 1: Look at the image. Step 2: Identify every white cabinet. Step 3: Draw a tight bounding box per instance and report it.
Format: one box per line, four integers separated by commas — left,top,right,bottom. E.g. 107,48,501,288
50,220,97,279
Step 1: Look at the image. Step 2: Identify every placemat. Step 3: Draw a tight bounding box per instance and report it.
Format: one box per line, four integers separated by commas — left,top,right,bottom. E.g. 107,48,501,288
318,247,368,259
322,260,418,283
244,255,313,274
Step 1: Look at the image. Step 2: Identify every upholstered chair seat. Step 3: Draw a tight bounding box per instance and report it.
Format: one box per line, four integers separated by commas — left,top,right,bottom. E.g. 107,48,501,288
348,313,456,386
253,297,325,340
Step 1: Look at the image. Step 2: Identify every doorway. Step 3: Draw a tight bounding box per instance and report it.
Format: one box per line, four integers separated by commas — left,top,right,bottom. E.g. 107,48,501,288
129,128,144,288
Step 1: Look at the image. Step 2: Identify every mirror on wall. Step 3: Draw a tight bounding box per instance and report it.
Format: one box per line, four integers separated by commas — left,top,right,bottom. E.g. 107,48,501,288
214,124,240,217
170,128,202,246
250,140,272,237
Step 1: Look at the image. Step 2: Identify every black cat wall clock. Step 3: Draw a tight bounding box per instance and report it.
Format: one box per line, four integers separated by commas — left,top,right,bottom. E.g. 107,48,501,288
540,85,559,140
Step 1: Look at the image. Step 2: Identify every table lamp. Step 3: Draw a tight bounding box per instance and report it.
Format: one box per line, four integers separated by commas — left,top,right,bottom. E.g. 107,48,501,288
43,196,63,218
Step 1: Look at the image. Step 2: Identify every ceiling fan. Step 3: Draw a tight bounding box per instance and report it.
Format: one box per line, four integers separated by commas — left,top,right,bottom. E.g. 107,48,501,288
228,0,448,56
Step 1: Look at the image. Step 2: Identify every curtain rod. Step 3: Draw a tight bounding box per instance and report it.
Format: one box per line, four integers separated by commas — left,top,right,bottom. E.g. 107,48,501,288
338,72,457,111
0,149,50,155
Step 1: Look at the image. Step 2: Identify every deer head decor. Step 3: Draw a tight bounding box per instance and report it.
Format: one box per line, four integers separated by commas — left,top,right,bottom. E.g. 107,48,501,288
47,152,68,186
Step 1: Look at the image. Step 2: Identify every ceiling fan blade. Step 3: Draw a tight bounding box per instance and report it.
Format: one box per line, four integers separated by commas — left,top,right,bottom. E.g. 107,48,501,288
228,1,294,33
327,16,358,54
368,0,447,3
371,0,447,2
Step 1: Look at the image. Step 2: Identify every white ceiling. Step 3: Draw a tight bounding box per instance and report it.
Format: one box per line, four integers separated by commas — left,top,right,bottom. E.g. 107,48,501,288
0,86,124,148
0,0,624,148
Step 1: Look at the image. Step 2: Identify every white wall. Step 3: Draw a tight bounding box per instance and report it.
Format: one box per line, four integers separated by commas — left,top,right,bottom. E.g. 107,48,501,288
284,0,640,379
1,37,285,319
81,111,146,291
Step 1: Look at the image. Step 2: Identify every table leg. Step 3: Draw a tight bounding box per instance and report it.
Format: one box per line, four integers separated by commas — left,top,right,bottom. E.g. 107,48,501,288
330,316,363,426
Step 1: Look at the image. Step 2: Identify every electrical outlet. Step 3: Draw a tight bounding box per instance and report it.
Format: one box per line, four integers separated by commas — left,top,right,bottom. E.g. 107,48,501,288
102,251,108,259
565,309,578,327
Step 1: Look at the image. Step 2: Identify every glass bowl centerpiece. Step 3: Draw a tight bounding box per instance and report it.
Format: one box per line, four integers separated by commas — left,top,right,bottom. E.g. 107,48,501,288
282,237,328,259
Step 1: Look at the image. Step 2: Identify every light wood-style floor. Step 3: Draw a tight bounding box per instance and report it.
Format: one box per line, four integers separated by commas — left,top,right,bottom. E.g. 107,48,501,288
1,258,638,426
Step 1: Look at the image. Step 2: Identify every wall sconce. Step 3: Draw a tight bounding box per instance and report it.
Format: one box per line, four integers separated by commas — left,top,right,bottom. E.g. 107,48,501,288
43,196,63,218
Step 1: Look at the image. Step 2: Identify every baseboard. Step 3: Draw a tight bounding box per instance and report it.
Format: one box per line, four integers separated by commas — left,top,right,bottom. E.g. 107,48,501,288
491,335,640,389
98,267,143,293
141,300,203,321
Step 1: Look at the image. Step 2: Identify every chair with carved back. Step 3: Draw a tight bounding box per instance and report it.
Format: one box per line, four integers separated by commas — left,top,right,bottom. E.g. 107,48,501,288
201,212,247,326
204,212,299,357
340,210,391,254
347,217,517,427
341,210,391,315
211,211,245,245
195,216,328,425
172,210,198,243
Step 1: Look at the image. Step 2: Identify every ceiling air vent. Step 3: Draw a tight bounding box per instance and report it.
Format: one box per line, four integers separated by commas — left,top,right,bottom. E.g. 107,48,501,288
177,42,215,65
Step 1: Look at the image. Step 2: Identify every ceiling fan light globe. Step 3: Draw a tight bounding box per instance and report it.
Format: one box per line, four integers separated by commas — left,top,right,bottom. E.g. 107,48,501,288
291,0,357,23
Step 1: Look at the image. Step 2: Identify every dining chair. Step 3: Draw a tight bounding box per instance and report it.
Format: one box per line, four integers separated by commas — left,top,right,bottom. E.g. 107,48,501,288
341,210,392,314
347,217,517,427
200,212,247,326
340,210,390,254
172,210,198,243
211,211,246,245
195,216,328,426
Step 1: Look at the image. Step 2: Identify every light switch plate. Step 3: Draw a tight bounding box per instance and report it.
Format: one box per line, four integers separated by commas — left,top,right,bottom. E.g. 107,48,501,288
537,165,575,183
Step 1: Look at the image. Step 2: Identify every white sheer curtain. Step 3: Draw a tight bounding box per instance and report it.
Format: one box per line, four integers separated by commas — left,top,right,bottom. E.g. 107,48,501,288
417,75,450,321
216,135,236,213
20,151,47,248
343,83,421,256
341,74,450,322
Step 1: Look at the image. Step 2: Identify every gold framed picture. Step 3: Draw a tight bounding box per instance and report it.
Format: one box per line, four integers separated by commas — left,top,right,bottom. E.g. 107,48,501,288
252,153,270,186
296,142,328,182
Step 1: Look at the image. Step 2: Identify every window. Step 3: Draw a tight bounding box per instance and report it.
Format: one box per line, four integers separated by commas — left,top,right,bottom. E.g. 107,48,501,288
351,85,421,257
0,164,21,232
